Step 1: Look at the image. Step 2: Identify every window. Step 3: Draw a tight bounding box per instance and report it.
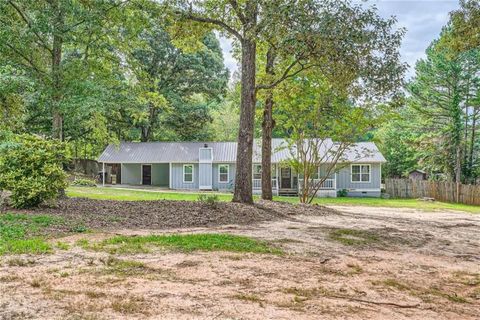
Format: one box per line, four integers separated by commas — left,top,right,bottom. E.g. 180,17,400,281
218,164,229,183
351,164,370,182
253,164,262,180
183,164,194,183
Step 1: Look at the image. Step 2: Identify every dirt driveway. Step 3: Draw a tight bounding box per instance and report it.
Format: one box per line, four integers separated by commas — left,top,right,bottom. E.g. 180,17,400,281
1,205,479,320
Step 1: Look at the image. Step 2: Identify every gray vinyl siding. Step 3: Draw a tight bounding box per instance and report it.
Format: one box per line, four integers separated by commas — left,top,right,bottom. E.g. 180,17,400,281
152,164,169,187
121,163,142,185
171,163,199,189
212,163,236,191
336,163,381,190
199,163,213,188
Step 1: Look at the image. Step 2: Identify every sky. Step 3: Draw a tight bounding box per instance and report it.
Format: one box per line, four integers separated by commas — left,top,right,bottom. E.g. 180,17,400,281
219,0,460,80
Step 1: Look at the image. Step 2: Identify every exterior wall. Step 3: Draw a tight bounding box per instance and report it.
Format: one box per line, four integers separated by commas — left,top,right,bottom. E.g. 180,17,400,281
152,164,169,187
171,163,199,190
212,163,236,191
336,163,381,197
121,163,142,185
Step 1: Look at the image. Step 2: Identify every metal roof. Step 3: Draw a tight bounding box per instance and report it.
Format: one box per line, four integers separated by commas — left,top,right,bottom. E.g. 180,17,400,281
98,139,386,163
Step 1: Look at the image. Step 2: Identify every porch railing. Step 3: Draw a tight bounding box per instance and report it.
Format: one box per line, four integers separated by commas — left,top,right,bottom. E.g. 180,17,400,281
253,179,278,190
298,178,336,190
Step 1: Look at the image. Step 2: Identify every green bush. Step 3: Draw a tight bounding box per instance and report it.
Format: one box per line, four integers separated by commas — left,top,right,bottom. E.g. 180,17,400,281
0,134,68,208
337,189,348,197
71,178,97,187
197,194,220,208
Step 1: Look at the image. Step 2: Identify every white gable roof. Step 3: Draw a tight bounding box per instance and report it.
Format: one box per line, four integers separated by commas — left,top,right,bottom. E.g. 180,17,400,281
98,139,385,163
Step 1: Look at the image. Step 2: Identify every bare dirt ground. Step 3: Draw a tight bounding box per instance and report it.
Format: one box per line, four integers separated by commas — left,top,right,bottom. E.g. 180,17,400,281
1,203,479,320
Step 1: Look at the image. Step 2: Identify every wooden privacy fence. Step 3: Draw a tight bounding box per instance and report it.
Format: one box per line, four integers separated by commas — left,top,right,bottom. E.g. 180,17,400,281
385,179,480,206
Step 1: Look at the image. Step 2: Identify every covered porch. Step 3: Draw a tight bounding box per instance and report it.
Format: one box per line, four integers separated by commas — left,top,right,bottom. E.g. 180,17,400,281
100,163,170,188
251,164,337,197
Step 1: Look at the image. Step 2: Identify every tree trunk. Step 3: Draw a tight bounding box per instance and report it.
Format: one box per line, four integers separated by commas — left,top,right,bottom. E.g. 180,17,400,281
468,109,477,182
233,38,256,204
51,0,64,140
261,47,276,200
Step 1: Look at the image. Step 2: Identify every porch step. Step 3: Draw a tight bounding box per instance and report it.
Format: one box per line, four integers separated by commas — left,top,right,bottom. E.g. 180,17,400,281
279,189,298,196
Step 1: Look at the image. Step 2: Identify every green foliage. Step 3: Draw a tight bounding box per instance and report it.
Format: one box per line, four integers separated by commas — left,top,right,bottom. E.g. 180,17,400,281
0,213,61,255
197,193,220,208
329,229,380,246
71,178,97,187
337,189,348,197
0,134,69,208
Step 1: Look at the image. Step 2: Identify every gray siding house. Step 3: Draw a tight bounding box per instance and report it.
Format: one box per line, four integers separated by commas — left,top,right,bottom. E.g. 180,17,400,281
98,139,385,197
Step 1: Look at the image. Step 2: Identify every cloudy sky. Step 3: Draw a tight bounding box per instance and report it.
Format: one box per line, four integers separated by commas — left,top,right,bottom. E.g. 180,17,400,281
219,0,460,80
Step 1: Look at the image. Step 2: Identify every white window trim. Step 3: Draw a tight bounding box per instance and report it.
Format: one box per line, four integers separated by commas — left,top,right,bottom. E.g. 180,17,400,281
199,147,213,163
183,164,194,183
351,164,371,183
218,164,229,183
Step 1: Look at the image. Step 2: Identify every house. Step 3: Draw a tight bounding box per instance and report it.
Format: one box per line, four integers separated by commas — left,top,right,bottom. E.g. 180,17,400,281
409,169,427,180
97,139,385,197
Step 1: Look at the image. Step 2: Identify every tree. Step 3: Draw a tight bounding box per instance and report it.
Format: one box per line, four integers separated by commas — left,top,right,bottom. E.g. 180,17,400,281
276,74,376,203
119,26,229,142
255,0,406,200
408,41,473,184
172,0,308,203
0,0,137,140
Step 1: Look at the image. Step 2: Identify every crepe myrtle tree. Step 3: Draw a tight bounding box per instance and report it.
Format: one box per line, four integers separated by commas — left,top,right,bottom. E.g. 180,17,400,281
276,75,375,204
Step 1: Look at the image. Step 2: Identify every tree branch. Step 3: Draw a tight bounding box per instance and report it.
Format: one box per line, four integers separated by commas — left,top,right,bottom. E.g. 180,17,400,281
177,10,243,42
228,0,246,25
8,0,53,54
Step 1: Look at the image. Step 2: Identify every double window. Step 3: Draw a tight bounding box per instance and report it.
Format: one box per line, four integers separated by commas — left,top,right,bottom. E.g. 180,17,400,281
183,164,194,183
218,164,229,183
253,164,262,180
351,164,370,183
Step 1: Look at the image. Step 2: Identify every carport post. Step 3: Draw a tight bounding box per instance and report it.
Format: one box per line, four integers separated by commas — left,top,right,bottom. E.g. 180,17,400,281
102,162,105,187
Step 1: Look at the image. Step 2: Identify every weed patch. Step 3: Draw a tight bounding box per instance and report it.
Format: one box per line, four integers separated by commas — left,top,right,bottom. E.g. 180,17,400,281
0,213,63,255
329,229,380,246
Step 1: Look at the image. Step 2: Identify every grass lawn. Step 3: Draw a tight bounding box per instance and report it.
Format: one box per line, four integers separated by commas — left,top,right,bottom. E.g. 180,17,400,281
0,213,61,255
67,186,480,214
79,233,282,255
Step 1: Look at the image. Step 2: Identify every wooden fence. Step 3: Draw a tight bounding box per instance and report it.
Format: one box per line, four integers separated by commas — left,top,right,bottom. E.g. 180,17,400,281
385,179,480,206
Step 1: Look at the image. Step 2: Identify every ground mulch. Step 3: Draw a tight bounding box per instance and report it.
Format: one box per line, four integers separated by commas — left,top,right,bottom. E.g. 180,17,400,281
10,197,335,232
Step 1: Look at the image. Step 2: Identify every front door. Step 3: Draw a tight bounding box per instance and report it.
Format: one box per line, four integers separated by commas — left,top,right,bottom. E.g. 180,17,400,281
142,165,151,185
280,167,291,189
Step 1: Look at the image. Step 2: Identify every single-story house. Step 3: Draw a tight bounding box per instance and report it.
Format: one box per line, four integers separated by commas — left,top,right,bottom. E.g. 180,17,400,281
97,139,385,197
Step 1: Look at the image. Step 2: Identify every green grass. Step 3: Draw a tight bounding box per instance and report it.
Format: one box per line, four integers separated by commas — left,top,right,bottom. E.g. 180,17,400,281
329,228,380,246
67,186,233,202
82,233,282,255
67,186,480,213
303,197,480,213
0,213,63,255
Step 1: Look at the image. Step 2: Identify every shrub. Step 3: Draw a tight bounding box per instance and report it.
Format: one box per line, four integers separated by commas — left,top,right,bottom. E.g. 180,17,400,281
197,194,220,208
0,134,68,208
71,178,96,187
337,189,348,197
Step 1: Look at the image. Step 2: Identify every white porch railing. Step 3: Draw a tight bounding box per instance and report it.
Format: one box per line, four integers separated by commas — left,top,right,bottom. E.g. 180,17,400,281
253,179,278,190
299,178,336,190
